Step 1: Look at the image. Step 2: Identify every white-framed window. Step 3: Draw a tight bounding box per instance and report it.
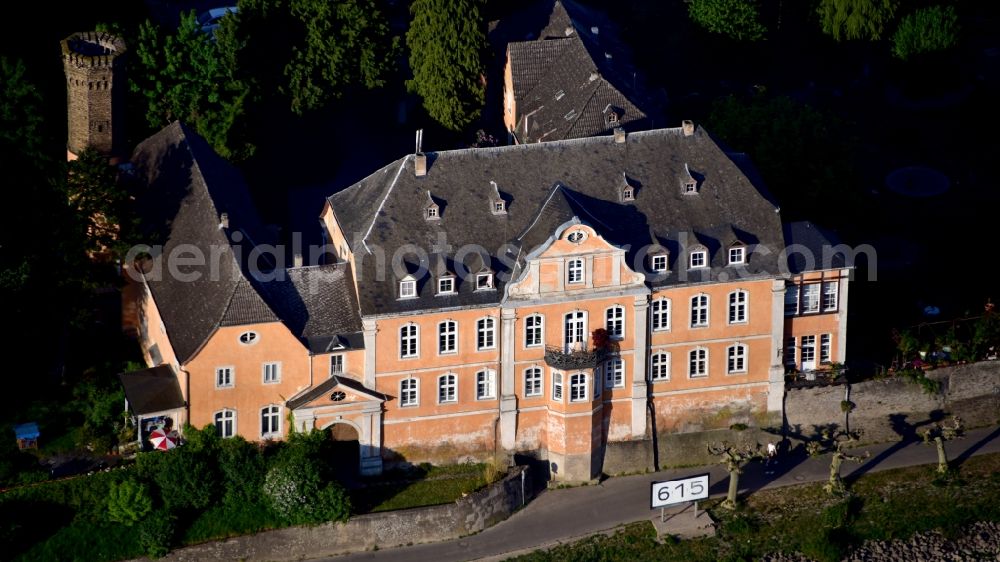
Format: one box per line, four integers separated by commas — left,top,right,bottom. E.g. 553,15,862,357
476,273,493,290
476,369,496,400
689,250,707,269
525,314,544,347
651,298,671,331
564,311,586,349
650,352,670,381
784,286,799,316
399,278,417,299
727,344,747,374
689,348,708,378
784,337,797,367
802,284,821,314
552,372,563,401
262,362,281,384
823,282,839,312
438,373,457,403
330,355,344,375
801,335,817,363
690,294,709,328
604,358,624,388
524,367,543,397
426,206,438,220
684,180,697,194
821,334,832,363
400,377,419,407
622,186,634,201
651,253,668,272
477,317,496,350
400,323,418,358
729,246,745,265
728,290,748,324
567,258,584,284
569,373,588,402
238,331,258,346
493,200,506,214
437,276,455,295
605,306,624,339
438,320,457,354
216,366,234,389
214,409,236,438
261,405,281,438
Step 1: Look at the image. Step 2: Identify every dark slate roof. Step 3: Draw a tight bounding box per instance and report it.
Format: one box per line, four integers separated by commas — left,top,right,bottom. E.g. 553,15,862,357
118,365,186,416
131,122,279,364
286,375,385,410
783,221,846,274
329,125,786,316
509,35,647,143
262,263,364,353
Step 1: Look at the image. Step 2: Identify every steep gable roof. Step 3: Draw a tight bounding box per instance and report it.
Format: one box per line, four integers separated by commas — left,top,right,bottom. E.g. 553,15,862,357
262,263,364,353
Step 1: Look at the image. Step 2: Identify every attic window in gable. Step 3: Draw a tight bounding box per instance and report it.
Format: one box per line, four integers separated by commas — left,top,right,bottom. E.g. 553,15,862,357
681,163,698,194
554,89,565,101
689,249,708,269
424,191,440,221
476,272,494,291
437,274,456,295
489,180,507,215
619,173,635,202
729,245,746,265
651,253,668,273
330,391,346,402
399,275,417,299
238,331,258,345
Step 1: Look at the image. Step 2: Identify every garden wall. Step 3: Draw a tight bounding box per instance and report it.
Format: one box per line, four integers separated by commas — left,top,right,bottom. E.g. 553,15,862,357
785,361,1000,444
152,466,533,561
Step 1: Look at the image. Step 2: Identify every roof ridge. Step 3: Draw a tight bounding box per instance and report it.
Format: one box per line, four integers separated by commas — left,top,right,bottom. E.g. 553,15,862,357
361,156,410,254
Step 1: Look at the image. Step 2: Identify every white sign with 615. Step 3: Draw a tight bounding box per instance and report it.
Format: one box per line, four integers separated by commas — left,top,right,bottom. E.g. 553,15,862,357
650,473,710,509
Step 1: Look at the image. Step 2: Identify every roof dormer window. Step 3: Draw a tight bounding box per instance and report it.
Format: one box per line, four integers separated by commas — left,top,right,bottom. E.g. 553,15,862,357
619,173,635,202
437,275,456,295
554,89,565,101
489,180,507,215
424,191,440,221
476,272,494,291
682,163,698,194
689,249,707,269
399,276,417,299
651,253,668,273
729,245,746,265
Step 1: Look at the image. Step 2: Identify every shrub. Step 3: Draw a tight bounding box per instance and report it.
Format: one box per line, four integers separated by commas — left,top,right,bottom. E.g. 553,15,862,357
262,463,312,521
312,483,351,523
688,0,767,41
136,446,219,512
840,400,855,413
138,510,175,558
107,478,153,526
892,5,960,61
218,437,265,506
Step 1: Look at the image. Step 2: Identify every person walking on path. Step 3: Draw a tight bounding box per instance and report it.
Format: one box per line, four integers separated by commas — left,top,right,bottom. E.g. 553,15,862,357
765,441,778,474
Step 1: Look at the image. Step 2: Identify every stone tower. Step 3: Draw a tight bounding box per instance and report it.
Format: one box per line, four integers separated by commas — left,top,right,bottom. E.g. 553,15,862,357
61,31,127,160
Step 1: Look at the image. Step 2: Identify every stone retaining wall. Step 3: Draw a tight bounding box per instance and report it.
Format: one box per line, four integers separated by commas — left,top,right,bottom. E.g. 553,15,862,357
154,466,532,561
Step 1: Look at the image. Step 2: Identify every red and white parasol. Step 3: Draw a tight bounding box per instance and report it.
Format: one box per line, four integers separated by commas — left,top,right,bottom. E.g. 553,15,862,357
148,428,178,451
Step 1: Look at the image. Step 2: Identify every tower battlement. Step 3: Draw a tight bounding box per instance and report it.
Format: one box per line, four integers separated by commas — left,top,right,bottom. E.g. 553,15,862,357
61,31,127,159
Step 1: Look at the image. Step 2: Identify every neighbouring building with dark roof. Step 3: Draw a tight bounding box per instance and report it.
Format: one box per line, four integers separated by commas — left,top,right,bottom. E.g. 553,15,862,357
125,120,849,481
495,0,659,144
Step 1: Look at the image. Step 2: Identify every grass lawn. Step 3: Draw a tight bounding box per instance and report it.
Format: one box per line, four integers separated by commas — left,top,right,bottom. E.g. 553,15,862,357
510,453,1000,562
350,462,491,513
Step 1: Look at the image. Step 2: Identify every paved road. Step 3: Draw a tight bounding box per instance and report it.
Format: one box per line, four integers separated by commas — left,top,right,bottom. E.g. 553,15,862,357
330,425,1000,562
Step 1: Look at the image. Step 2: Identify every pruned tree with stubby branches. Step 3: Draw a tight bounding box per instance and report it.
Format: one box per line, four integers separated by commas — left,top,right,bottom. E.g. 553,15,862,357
708,442,763,509
808,429,869,495
922,416,963,474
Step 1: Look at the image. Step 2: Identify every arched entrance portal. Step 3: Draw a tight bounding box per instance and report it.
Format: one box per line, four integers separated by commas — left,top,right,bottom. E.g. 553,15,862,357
326,421,361,482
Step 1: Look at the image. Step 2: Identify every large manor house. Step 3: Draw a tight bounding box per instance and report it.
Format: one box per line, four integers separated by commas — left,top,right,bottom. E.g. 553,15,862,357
67,2,850,481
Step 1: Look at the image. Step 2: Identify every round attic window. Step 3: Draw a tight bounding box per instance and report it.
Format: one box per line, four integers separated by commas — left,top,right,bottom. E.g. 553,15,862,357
330,391,346,402
567,230,586,244
238,331,259,345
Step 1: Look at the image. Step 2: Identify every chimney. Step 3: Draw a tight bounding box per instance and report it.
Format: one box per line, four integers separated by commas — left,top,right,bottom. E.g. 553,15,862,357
414,128,427,177
613,127,626,143
293,253,303,267
682,120,695,137
219,212,229,229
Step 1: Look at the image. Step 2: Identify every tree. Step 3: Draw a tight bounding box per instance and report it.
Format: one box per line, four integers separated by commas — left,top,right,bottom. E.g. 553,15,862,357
107,478,154,526
687,0,767,42
132,11,254,160
707,93,857,222
707,442,762,509
922,416,963,474
892,5,960,61
262,430,350,523
807,429,869,495
407,0,487,131
236,0,398,115
65,148,135,258
818,0,898,41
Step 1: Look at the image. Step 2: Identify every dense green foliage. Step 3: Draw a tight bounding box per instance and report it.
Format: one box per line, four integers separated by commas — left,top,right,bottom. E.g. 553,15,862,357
511,454,1000,562
687,0,767,42
707,93,857,222
107,478,153,526
406,0,487,130
892,5,960,61
818,0,899,41
65,148,136,258
133,11,254,160
236,0,398,115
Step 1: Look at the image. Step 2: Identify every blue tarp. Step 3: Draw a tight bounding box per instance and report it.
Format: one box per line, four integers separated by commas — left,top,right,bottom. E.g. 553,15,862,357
14,422,40,440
